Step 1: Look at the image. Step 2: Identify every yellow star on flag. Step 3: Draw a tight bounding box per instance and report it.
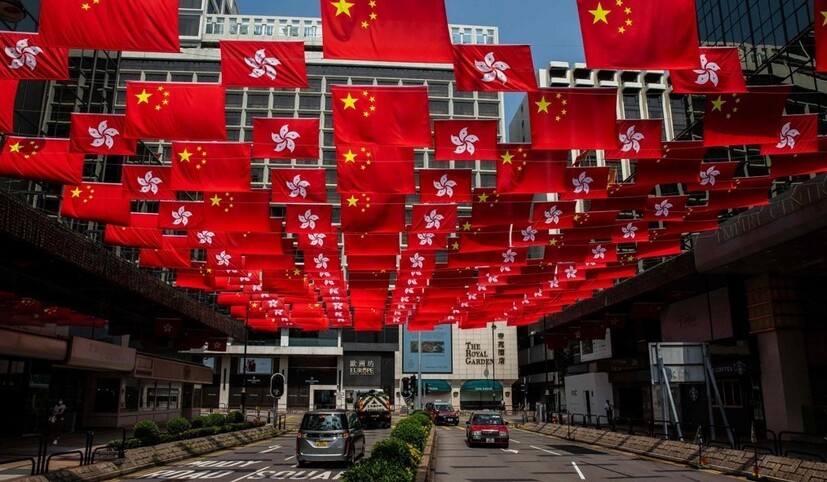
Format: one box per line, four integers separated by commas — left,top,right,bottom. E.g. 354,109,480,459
331,0,355,17
343,150,358,163
70,187,82,198
478,192,489,203
8,142,21,153
178,149,193,163
347,195,359,207
135,89,152,104
341,93,358,110
822,11,827,26
209,195,222,206
710,96,726,112
589,2,611,24
535,96,551,113
500,151,514,164
462,222,472,231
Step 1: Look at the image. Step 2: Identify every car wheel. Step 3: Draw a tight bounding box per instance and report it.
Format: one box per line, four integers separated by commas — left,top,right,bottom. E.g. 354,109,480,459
503,443,509,449
349,448,356,465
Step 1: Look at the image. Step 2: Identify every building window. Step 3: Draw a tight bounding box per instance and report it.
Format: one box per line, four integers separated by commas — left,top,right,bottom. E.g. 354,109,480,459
93,378,119,413
179,14,202,37
713,380,743,408
140,380,156,410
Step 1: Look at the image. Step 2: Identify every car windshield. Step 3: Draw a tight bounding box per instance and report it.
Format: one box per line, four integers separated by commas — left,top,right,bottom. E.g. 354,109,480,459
301,413,346,431
435,404,454,411
471,414,504,425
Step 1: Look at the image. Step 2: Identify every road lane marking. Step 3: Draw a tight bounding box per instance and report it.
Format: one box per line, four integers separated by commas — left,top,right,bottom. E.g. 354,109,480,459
572,461,585,479
228,465,270,482
259,444,283,454
530,445,562,455
501,448,519,454
510,439,521,443
284,455,295,460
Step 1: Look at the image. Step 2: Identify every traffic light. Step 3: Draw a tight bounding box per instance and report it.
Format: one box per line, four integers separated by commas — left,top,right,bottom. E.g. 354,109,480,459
270,373,285,398
410,374,418,394
425,383,431,395
401,376,411,396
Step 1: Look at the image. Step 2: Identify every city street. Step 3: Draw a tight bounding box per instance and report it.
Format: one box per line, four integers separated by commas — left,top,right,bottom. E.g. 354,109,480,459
433,425,738,481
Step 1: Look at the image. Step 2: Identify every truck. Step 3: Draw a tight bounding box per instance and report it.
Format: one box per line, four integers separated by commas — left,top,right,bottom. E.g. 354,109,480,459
356,389,392,429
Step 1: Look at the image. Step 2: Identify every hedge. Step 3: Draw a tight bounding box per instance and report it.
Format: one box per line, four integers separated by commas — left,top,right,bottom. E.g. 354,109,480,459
107,420,266,451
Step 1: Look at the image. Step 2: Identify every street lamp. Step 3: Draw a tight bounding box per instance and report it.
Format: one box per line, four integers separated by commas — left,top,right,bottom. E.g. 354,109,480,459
491,323,497,409
240,301,253,417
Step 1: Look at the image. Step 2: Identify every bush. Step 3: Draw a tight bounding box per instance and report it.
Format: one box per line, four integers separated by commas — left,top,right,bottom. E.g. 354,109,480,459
190,415,208,429
166,416,191,435
342,457,413,482
227,410,244,423
371,438,420,471
159,433,177,443
133,420,161,445
205,413,226,427
408,413,432,429
390,420,428,452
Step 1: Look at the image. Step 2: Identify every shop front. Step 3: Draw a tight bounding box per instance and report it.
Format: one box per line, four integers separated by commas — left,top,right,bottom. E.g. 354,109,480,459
459,380,503,410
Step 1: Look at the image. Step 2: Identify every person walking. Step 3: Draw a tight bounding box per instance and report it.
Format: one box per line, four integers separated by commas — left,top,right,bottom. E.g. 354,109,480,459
604,399,613,425
49,400,67,445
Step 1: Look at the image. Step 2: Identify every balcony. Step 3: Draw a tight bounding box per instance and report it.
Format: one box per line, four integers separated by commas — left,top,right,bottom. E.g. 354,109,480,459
203,15,323,46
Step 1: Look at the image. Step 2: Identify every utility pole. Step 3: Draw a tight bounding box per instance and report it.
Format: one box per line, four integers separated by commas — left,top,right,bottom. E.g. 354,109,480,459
417,330,423,409
492,323,497,408
240,303,250,417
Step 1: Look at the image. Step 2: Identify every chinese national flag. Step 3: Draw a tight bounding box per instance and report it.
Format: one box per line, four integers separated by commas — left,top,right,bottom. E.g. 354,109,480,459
703,86,791,147
0,137,84,185
124,82,226,141
817,0,827,72
418,169,472,204
528,88,617,149
104,212,162,249
252,117,319,159
433,120,499,161
336,145,415,194
139,236,191,269
121,165,176,200
320,0,451,63
635,238,683,260
39,0,179,53
201,190,272,233
347,255,398,272
343,233,400,256
410,204,457,234
220,40,308,88
470,189,534,227
0,79,15,132
452,44,538,92
0,33,68,80
635,141,708,186
759,114,819,156
576,0,699,69
154,318,182,338
496,145,568,194
170,142,251,192
770,137,827,179
69,114,136,155
271,168,327,204
604,119,664,160
331,85,431,147
60,182,131,226
670,47,747,94
340,192,406,233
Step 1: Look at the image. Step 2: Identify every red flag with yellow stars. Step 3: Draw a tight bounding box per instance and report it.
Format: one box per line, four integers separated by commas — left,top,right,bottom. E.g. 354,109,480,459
418,169,473,204
0,137,84,185
220,40,308,88
528,88,617,150
201,190,272,233
336,145,415,194
103,212,163,249
340,192,406,233
703,86,791,147
39,0,179,53
320,0,452,63
670,47,747,94
138,236,191,269
759,114,819,156
60,182,131,226
170,141,251,192
0,79,15,132
124,82,226,141
0,33,69,81
69,113,136,155
576,0,699,69
470,188,534,228
816,0,827,72
331,85,431,147
496,144,568,194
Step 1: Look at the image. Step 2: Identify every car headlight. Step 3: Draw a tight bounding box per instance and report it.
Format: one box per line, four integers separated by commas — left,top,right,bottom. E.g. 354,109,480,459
471,431,481,437
499,431,508,437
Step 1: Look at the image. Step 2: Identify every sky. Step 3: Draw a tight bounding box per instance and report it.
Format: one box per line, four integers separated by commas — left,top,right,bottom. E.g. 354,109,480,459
235,0,586,125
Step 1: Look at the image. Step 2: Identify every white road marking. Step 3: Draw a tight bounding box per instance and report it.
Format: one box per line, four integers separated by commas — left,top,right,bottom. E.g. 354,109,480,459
229,465,271,482
284,455,295,460
530,445,562,455
510,439,521,444
501,448,520,454
258,444,282,454
572,461,585,480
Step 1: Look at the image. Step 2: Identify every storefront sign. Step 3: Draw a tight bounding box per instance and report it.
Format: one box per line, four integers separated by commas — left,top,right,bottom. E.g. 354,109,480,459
402,324,452,374
67,337,136,371
343,355,381,386
464,342,492,365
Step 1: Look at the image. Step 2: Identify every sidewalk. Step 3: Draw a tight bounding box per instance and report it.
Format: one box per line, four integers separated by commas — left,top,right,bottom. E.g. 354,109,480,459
0,429,123,480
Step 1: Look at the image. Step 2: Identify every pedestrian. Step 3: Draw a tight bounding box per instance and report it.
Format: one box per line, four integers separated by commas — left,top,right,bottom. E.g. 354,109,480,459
604,399,613,424
49,400,67,445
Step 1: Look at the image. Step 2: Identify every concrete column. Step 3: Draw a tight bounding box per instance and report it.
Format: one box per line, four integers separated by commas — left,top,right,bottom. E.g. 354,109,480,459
218,354,231,408
757,330,812,433
278,356,289,408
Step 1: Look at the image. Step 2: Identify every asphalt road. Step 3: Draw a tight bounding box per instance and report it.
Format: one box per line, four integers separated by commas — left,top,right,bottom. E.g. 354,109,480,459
433,424,740,481
112,427,392,481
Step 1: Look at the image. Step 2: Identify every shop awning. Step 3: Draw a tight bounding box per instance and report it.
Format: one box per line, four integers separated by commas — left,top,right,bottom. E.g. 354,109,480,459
422,379,452,393
460,380,503,392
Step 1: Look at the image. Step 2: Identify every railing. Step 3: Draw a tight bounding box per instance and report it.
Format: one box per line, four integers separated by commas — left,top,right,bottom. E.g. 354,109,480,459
0,432,99,476
778,431,827,461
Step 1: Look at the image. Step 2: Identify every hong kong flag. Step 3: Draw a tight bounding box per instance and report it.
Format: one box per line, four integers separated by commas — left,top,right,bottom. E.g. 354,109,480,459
270,168,327,204
220,40,308,88
320,0,451,63
419,169,472,204
60,182,131,226
158,201,204,230
703,86,791,147
252,118,319,159
759,114,819,156
285,204,333,234
39,0,179,53
410,204,458,234
604,119,664,160
170,142,250,192
433,120,499,161
0,33,68,81
121,165,175,201
576,0,699,69
452,44,538,92
124,82,226,141
0,79,15,132
560,166,611,199
69,114,136,155
331,85,431,147
670,47,747,94
0,137,84,185
340,192,406,233
104,213,162,249
528,88,617,149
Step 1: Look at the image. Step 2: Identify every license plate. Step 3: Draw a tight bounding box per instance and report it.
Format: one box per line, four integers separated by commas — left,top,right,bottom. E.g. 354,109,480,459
485,438,494,443
315,441,328,448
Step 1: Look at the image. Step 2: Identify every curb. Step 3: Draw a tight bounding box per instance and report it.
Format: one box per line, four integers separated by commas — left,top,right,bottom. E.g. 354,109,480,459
415,427,437,482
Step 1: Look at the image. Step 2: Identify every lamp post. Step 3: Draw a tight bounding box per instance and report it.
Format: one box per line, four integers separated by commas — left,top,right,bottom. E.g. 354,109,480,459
240,302,251,417
491,323,497,409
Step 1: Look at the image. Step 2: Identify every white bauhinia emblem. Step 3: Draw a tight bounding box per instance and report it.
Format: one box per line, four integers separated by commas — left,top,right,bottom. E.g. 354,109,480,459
196,230,215,245
433,174,457,198
475,51,511,84
487,274,499,284
565,266,578,279
410,253,425,269
549,277,559,289
215,251,231,266
424,209,444,230
137,170,162,195
272,124,300,153
521,226,538,242
619,125,644,153
775,122,800,149
572,171,594,194
502,249,516,264
314,253,329,270
622,222,638,239
299,209,319,230
245,48,281,80
5,38,42,71
268,300,279,308
308,233,325,246
654,199,673,217
417,233,434,246
534,288,544,298
544,205,563,225
699,166,720,186
171,206,192,226
693,54,721,87
88,120,120,150
592,244,607,259
287,174,310,198
451,127,479,155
